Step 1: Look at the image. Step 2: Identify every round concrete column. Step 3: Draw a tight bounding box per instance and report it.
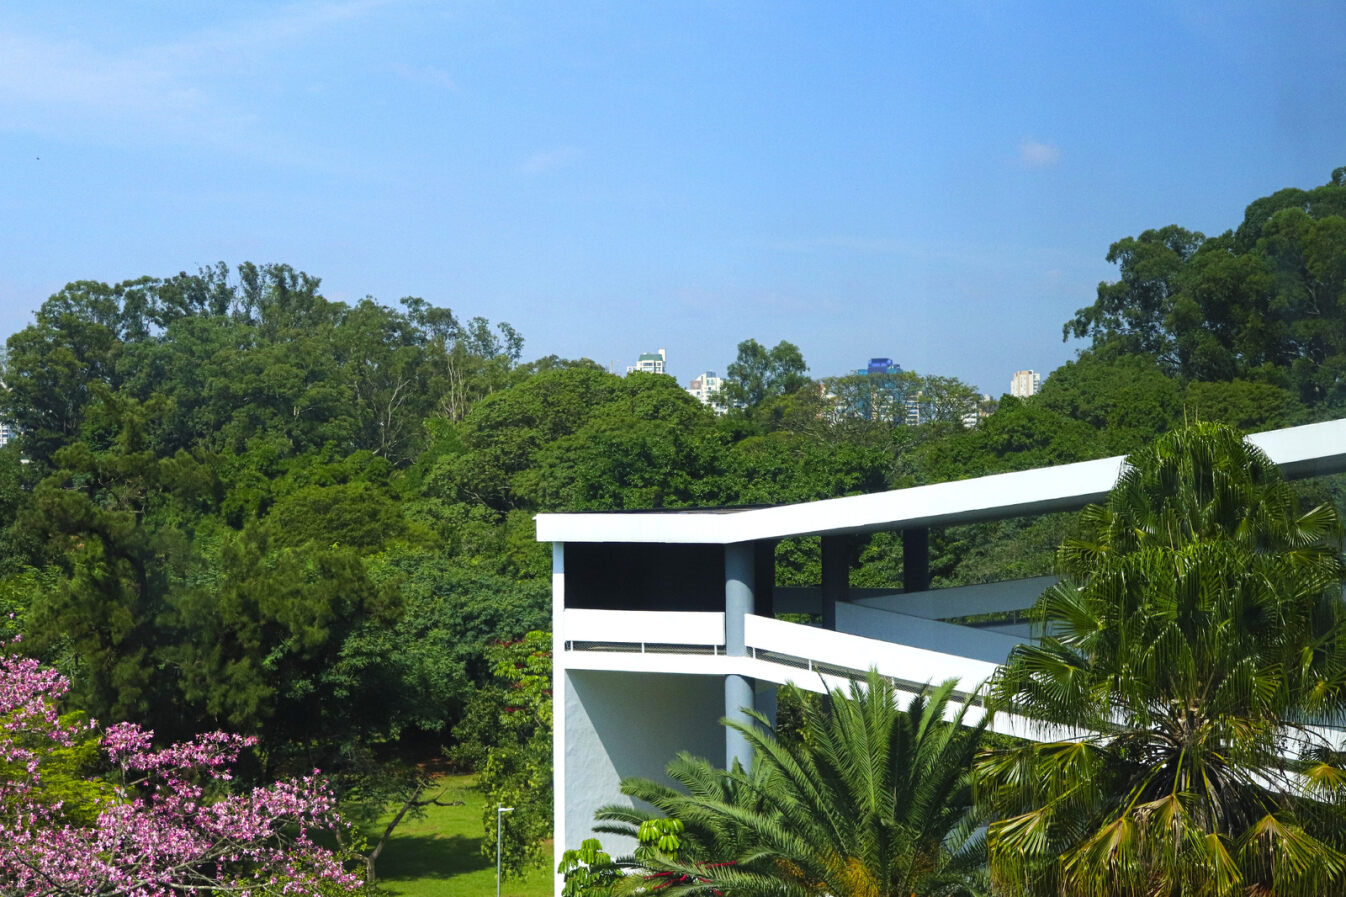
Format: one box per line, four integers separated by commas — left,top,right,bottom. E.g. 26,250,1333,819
724,543,755,769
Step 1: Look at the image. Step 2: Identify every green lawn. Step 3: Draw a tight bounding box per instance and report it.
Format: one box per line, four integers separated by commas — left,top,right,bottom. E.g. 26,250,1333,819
365,774,553,897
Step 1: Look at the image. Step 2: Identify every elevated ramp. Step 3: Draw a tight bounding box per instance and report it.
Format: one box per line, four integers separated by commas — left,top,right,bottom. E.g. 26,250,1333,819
562,607,1050,739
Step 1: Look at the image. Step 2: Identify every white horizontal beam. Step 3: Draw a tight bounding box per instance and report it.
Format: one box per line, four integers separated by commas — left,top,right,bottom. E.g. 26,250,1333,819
563,609,725,646
835,602,1027,665
743,614,1001,689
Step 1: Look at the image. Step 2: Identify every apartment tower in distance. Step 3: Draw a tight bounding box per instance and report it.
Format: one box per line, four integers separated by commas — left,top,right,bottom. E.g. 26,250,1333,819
687,371,723,409
0,348,11,447
1010,369,1041,398
627,349,667,375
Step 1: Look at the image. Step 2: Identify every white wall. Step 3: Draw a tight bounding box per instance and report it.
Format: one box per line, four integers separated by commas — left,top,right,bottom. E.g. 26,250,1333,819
562,670,727,859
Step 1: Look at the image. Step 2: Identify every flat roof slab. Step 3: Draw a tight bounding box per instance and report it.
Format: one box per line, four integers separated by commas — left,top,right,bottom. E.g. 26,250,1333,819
536,418,1346,544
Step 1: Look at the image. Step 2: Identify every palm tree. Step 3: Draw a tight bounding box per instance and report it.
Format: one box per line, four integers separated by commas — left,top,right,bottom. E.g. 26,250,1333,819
596,671,990,897
977,422,1346,897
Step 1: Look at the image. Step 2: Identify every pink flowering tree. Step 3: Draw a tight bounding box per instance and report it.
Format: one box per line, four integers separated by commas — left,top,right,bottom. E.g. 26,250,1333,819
0,649,362,896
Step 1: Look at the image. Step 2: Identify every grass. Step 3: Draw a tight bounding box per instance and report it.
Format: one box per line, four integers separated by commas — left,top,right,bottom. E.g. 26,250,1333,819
364,774,554,897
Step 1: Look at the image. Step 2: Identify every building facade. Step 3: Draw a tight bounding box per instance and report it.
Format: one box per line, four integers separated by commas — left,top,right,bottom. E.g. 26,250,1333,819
0,348,11,447
627,349,667,375
538,418,1346,893
862,357,900,377
1010,369,1041,398
686,371,723,409
839,357,905,422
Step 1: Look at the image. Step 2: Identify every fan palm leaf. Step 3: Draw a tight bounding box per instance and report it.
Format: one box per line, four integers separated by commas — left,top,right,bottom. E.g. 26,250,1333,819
600,671,991,897
978,422,1346,897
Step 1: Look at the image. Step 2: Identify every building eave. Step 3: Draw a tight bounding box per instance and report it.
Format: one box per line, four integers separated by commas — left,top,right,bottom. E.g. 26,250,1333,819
535,417,1346,544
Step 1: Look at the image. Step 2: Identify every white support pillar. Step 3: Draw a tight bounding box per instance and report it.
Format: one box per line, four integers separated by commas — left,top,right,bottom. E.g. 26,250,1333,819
724,543,755,770
550,542,566,894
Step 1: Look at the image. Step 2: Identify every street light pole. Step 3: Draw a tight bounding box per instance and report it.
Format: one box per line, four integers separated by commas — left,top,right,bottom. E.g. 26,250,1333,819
496,804,515,897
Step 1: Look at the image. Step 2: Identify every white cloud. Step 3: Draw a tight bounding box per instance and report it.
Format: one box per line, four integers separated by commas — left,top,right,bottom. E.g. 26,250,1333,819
164,0,398,61
519,146,582,176
1018,138,1062,168
0,1,393,158
0,32,207,124
392,62,458,91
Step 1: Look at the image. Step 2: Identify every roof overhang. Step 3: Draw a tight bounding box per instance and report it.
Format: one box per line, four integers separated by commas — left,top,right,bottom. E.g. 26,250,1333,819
535,417,1346,545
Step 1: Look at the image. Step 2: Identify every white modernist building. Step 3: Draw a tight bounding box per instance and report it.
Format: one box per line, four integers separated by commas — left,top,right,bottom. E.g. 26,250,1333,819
538,417,1346,891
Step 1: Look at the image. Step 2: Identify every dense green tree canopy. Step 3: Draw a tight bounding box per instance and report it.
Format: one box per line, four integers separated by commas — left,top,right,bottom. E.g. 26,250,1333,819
1034,354,1182,454
0,263,536,781
1066,169,1346,408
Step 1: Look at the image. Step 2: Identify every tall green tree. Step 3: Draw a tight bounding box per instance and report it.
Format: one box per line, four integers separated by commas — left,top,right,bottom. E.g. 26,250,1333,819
722,338,811,411
531,375,723,511
469,632,554,877
1064,169,1346,406
429,366,626,511
1035,354,1182,454
978,422,1346,897
1064,225,1204,371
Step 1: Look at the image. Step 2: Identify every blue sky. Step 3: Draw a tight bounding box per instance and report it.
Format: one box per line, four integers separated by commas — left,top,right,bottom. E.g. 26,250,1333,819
2,1,1343,395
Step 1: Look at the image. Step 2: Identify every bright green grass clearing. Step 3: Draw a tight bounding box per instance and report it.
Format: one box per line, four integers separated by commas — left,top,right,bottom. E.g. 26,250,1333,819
366,774,553,897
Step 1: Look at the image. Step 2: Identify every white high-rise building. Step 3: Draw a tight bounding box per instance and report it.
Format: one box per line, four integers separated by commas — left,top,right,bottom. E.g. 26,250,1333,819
0,349,11,447
686,371,724,410
1010,369,1041,398
627,348,667,375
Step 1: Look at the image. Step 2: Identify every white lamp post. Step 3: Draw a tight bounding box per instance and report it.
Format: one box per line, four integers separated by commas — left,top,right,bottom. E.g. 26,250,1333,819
496,804,515,897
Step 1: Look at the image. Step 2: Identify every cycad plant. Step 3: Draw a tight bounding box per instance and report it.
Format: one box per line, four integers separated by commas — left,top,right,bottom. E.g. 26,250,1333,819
596,671,990,897
977,422,1346,897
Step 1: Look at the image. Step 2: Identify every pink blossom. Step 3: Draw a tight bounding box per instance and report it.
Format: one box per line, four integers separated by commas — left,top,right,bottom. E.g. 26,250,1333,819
0,652,362,896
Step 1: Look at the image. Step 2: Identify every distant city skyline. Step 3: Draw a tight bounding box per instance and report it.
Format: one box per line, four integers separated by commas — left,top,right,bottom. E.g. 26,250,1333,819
2,2,1343,395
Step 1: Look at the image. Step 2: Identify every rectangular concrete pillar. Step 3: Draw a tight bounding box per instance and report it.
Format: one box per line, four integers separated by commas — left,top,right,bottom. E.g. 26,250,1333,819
821,534,849,630
903,527,930,593
753,540,776,618
551,542,566,893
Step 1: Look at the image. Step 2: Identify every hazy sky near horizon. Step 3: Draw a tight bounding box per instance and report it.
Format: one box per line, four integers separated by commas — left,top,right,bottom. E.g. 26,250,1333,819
2,1,1344,394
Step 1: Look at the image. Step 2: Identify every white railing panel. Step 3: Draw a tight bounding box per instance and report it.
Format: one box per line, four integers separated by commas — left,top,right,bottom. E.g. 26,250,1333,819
743,614,998,689
835,602,1025,665
564,609,725,646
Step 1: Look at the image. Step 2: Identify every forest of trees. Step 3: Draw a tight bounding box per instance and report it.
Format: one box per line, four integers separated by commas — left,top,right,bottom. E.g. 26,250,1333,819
0,169,1343,890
